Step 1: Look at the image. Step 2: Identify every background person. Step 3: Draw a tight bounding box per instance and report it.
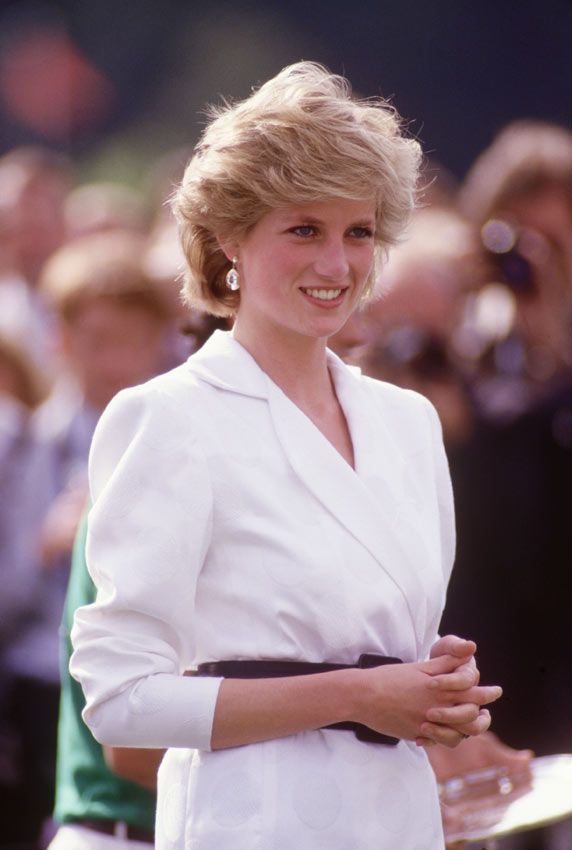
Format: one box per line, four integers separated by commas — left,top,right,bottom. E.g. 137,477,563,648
0,334,52,849
441,120,572,850
0,146,70,370
360,207,481,447
2,231,176,849
48,510,160,850
458,120,572,417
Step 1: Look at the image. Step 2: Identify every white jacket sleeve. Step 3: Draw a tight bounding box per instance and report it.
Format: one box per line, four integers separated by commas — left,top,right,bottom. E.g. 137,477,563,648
418,394,456,650
69,382,222,750
422,395,456,585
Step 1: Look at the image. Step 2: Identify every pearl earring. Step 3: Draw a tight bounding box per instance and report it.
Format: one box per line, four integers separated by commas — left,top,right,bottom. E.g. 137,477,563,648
225,257,240,291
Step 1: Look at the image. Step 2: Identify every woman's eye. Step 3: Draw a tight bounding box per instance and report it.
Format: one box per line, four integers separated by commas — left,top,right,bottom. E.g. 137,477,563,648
290,225,316,237
349,226,374,239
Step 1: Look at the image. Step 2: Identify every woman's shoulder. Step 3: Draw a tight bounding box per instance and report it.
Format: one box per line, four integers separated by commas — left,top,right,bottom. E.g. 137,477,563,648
91,362,212,463
103,361,207,420
357,371,444,445
89,363,213,497
359,371,435,415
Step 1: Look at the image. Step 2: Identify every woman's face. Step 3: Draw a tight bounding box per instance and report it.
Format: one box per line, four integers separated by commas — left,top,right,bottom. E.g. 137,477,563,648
230,198,376,345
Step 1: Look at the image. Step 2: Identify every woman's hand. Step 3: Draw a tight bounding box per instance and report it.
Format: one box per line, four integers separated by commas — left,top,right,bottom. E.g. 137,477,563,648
353,652,501,746
430,635,479,685
415,635,502,748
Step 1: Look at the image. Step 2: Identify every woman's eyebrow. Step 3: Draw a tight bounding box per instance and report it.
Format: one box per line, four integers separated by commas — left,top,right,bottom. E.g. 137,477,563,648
281,215,376,227
280,213,323,225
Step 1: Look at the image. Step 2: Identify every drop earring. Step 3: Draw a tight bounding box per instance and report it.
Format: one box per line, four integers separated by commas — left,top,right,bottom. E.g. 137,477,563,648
225,257,240,291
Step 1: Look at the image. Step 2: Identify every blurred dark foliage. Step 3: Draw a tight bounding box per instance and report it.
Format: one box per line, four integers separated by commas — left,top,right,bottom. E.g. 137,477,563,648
0,0,570,178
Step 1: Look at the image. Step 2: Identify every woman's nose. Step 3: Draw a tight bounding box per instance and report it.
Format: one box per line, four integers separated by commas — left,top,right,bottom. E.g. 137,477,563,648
313,238,349,280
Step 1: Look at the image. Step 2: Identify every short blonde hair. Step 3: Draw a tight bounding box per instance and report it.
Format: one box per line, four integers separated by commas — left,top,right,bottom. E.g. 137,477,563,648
172,61,422,317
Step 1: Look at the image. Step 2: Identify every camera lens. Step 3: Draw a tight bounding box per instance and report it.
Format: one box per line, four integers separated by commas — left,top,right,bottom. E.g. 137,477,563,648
481,219,535,295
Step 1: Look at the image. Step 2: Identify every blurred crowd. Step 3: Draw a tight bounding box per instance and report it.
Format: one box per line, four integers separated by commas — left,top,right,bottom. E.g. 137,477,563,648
1,118,572,850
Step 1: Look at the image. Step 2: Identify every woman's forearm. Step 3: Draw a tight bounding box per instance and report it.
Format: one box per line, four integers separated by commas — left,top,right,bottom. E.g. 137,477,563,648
210,655,502,751
211,669,360,749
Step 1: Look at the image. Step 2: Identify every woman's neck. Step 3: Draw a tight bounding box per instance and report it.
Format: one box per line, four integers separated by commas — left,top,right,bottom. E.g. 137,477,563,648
232,316,354,469
232,320,334,412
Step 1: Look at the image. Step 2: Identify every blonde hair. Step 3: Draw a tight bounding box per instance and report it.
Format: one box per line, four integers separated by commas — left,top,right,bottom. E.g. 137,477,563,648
172,61,422,317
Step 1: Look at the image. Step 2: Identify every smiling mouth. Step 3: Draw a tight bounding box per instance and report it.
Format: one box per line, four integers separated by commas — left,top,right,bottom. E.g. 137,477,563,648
300,287,346,301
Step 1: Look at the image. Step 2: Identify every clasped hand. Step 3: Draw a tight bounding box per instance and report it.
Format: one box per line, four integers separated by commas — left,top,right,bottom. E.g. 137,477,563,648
357,635,501,749
420,634,501,748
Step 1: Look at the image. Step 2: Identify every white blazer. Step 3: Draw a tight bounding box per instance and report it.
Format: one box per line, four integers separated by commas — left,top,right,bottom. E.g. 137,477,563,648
70,329,455,849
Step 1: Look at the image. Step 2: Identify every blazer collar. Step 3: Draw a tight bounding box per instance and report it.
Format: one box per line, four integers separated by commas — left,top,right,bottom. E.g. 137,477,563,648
186,330,269,400
188,329,363,405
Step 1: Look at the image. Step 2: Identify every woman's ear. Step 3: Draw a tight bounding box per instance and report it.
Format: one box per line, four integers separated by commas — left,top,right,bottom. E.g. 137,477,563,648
216,236,239,262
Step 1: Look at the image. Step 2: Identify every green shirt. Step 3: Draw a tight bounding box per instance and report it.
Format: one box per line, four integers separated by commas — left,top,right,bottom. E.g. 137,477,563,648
53,512,156,829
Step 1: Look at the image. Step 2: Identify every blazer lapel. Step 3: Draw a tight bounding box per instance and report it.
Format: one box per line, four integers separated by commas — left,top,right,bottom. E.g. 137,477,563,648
265,354,435,648
188,332,442,651
332,361,445,650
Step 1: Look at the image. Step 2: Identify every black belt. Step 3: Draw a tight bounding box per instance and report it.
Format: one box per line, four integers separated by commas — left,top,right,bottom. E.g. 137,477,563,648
71,818,154,844
193,653,403,746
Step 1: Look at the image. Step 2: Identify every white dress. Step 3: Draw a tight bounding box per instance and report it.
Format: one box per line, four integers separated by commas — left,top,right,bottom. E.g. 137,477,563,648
70,330,455,849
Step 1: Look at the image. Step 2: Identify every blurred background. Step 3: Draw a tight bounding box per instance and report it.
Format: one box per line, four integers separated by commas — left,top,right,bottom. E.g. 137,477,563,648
1,2,572,850
1,0,570,178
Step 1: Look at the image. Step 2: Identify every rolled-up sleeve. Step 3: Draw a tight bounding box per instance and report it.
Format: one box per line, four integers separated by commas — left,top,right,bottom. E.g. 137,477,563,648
70,381,222,750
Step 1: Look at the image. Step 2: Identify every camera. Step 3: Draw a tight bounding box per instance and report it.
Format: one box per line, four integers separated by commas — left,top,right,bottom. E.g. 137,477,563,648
481,219,535,296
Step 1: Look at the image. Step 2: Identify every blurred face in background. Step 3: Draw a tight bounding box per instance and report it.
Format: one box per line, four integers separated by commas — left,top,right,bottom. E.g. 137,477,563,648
482,196,572,373
62,296,167,411
499,187,572,284
362,255,476,445
10,170,69,284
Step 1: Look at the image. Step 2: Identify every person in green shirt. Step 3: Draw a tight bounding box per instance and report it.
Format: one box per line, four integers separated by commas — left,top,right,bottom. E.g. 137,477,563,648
48,511,162,850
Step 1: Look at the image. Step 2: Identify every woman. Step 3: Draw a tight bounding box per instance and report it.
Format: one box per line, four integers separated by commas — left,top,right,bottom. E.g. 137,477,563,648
71,63,501,849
